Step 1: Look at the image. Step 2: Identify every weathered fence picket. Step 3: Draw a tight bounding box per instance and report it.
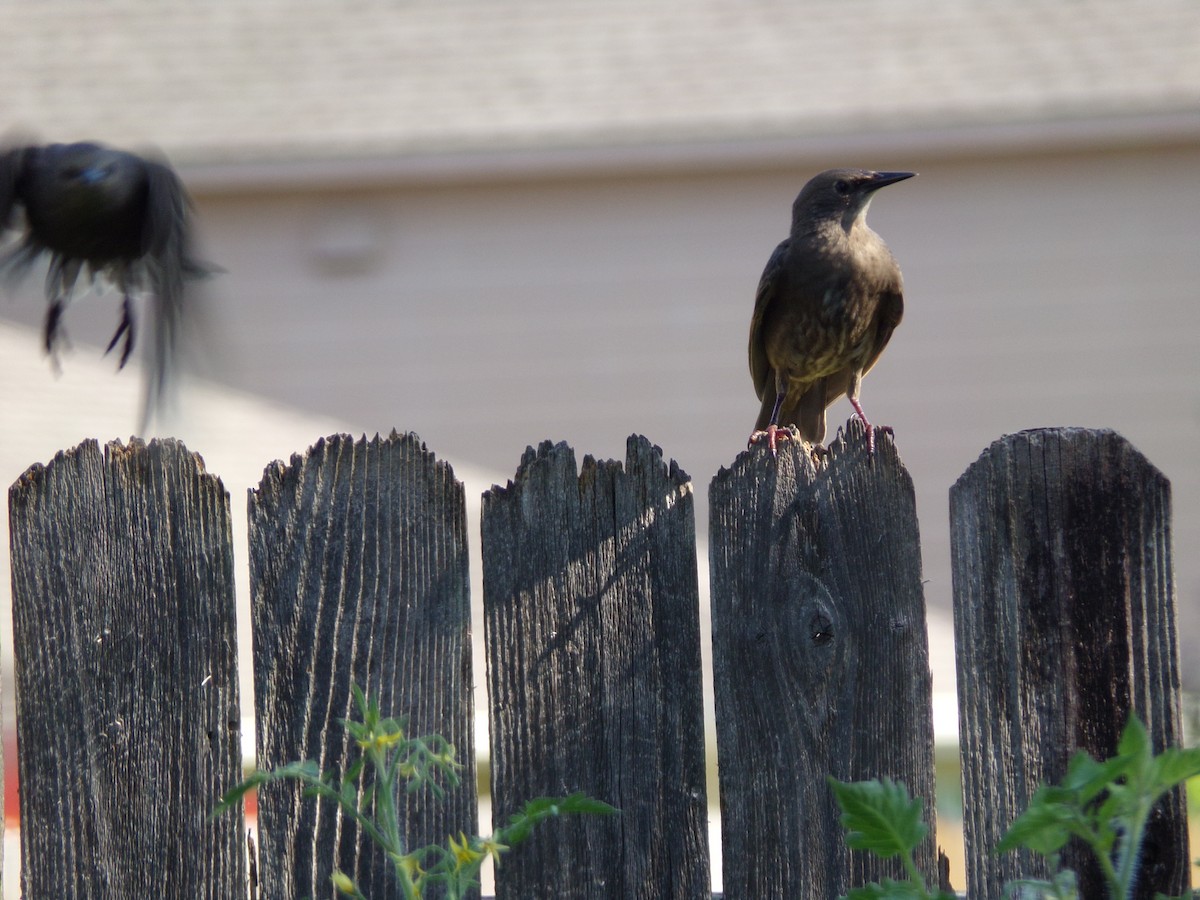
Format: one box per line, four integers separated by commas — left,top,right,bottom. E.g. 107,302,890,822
709,420,939,899
481,437,711,899
248,432,476,900
951,427,1189,899
8,439,244,898
2,424,1191,899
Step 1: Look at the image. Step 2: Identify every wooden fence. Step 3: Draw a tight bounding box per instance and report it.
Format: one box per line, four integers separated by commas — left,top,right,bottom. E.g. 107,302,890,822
4,423,1190,899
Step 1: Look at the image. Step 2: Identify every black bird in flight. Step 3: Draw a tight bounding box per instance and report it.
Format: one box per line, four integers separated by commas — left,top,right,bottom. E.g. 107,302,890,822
748,168,914,457
0,140,211,430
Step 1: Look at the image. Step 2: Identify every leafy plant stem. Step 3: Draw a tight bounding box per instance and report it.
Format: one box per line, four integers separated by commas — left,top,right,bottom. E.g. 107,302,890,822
215,684,617,900
898,847,925,887
1110,803,1149,900
368,741,418,900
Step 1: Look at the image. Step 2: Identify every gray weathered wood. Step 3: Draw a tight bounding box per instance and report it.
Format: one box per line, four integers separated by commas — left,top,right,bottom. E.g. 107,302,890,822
8,438,245,899
482,436,711,899
951,427,1189,899
248,432,476,899
709,420,938,899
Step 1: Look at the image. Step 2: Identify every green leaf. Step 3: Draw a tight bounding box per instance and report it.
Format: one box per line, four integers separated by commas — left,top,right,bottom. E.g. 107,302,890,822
1061,751,1125,803
302,783,335,802
492,793,617,849
211,769,270,818
828,778,926,860
842,881,912,899
842,877,943,899
996,802,1077,856
380,715,408,736
552,793,619,816
272,760,323,781
1117,713,1151,762
1004,870,1079,899
1149,746,1200,795
213,758,330,818
350,682,374,724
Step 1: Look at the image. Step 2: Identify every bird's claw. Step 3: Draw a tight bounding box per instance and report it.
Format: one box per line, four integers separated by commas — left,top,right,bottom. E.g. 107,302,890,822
748,424,797,457
104,295,136,369
849,397,892,456
42,299,66,373
861,422,893,456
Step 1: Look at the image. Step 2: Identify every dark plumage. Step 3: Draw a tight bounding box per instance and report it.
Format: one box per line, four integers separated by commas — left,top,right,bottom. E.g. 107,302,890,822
748,168,914,456
0,141,210,429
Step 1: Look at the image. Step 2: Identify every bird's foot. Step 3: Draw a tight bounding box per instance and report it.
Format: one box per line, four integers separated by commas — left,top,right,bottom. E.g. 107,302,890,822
748,424,798,457
865,423,894,456
104,294,136,369
849,398,892,456
42,299,67,374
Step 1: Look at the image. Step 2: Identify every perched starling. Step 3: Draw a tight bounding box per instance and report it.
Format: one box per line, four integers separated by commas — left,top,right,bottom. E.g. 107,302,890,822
0,141,211,429
748,168,914,456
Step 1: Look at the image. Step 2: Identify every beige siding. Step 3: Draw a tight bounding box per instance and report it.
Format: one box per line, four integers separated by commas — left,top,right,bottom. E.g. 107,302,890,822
5,142,1200,686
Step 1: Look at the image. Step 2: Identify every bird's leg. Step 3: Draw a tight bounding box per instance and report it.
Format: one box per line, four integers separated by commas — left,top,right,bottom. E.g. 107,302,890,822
848,395,892,455
748,390,795,456
42,297,66,374
845,370,891,455
105,291,136,369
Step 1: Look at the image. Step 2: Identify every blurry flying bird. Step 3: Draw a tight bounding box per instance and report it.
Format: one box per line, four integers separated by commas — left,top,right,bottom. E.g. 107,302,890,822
0,140,211,430
748,168,914,456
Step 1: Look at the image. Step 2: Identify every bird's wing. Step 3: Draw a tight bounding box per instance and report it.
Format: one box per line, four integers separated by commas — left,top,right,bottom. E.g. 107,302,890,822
748,237,790,400
860,287,903,377
806,286,903,423
0,146,28,232
0,148,45,282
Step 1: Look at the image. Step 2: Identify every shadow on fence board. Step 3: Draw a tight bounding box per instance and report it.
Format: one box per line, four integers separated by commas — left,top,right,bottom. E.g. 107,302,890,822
481,436,711,899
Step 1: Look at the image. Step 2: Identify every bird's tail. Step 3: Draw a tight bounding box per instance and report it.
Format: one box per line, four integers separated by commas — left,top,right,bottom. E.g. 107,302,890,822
758,382,829,445
795,384,830,445
139,288,175,434
137,158,219,433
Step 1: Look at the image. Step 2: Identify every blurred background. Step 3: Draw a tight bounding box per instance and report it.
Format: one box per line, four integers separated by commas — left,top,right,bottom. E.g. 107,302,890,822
1,0,1199,894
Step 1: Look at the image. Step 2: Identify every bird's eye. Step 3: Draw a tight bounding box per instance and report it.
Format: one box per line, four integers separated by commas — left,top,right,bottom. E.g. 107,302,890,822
833,179,851,196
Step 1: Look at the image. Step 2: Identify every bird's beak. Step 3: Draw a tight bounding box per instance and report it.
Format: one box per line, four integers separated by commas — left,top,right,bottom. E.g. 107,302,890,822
866,171,916,191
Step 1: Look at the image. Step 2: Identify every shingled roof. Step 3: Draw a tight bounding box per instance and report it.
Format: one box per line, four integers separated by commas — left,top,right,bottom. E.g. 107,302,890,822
3,0,1198,167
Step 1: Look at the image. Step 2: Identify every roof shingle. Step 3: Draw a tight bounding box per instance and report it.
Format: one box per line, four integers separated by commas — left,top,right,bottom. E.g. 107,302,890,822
2,0,1198,165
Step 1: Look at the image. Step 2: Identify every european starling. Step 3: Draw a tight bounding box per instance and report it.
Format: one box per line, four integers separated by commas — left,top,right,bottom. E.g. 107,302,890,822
748,168,914,456
0,141,211,429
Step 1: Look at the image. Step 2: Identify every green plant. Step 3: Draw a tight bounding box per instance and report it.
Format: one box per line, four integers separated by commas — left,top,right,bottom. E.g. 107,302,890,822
997,714,1200,900
827,776,956,900
829,715,1200,900
214,684,617,900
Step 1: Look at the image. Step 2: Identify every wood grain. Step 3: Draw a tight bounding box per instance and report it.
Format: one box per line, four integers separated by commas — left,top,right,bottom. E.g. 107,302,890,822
482,435,711,899
709,420,938,899
9,438,245,899
951,427,1189,899
249,432,475,900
